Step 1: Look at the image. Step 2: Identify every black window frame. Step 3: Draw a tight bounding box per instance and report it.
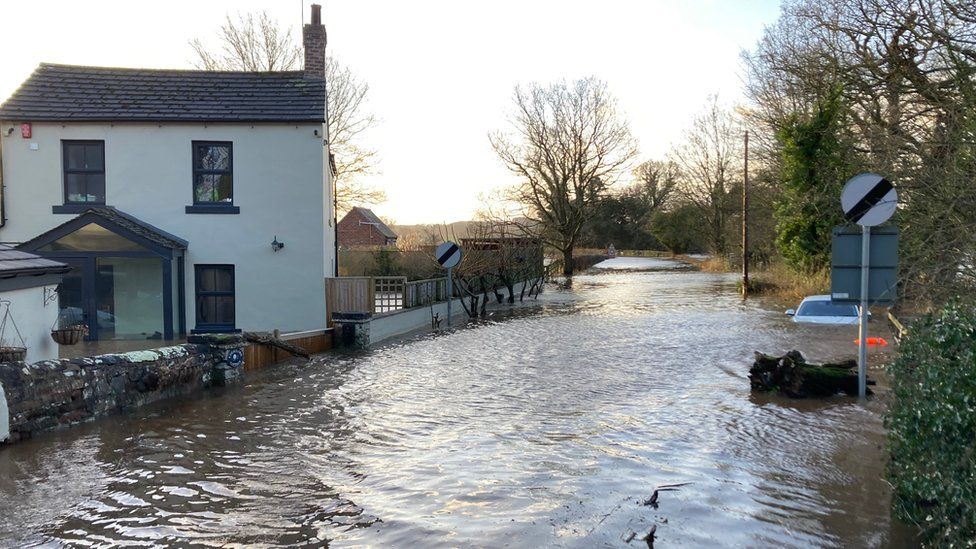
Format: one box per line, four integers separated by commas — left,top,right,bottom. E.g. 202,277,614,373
61,140,106,206
194,264,237,332
188,141,239,214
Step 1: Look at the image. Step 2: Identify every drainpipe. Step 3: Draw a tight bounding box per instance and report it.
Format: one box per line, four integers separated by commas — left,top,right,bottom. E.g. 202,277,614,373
333,155,338,277
0,129,6,228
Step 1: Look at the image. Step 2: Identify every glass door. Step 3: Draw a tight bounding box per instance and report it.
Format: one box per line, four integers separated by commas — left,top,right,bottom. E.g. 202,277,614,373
55,258,96,340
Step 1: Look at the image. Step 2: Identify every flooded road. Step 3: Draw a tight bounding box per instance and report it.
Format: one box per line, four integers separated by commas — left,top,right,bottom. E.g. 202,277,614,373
0,258,915,547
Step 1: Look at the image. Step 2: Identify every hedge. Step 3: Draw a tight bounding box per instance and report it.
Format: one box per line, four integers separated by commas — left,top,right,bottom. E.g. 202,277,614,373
887,300,976,546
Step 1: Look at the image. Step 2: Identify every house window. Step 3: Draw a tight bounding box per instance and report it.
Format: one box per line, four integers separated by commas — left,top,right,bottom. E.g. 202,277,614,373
63,141,105,204
192,141,233,205
195,265,235,331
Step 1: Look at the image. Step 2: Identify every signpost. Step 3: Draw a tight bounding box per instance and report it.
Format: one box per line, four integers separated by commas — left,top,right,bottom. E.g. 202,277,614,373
836,173,898,398
831,226,898,304
435,241,463,326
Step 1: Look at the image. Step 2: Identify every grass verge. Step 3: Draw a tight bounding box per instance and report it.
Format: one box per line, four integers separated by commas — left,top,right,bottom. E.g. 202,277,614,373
745,263,830,304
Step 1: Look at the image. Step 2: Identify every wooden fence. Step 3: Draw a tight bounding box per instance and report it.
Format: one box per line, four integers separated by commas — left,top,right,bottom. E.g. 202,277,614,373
326,276,449,320
405,278,448,308
326,276,372,316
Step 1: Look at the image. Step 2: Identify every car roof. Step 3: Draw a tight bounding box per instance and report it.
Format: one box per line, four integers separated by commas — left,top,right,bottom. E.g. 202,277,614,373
801,295,833,302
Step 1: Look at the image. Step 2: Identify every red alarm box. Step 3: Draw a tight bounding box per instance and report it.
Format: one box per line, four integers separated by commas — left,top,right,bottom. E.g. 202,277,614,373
21,123,31,138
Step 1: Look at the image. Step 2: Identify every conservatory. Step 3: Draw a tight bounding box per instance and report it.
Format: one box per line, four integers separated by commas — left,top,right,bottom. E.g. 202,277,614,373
18,208,187,342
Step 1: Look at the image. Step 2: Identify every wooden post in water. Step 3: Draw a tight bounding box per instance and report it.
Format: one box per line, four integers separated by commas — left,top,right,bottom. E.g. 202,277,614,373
742,130,750,296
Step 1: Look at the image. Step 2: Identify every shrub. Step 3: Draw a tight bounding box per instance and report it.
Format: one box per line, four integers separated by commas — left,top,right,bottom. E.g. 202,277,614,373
370,248,399,276
887,300,976,546
773,88,855,272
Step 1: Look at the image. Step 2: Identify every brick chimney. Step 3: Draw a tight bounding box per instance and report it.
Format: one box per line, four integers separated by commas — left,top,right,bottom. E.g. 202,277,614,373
303,4,327,78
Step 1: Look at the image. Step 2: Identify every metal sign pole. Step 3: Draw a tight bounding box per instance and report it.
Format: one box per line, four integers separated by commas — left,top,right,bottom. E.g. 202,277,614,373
858,225,871,398
435,241,462,328
447,266,453,326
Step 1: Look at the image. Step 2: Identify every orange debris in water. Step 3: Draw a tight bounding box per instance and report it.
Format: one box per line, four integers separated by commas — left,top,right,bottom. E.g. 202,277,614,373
854,337,888,346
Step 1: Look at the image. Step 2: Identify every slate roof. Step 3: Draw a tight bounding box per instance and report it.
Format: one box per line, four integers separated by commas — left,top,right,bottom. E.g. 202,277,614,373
0,63,326,123
0,245,70,279
349,207,398,239
18,207,188,252
85,207,189,249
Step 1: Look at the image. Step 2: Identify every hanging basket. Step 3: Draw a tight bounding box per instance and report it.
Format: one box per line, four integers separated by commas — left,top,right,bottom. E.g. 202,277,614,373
0,299,28,362
0,346,27,362
51,324,88,346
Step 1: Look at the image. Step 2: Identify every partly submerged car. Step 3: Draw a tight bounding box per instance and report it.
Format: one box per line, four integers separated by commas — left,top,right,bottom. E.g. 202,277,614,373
786,295,864,325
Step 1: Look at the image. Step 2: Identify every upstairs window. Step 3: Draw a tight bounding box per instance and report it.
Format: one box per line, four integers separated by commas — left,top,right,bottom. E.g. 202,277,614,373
63,141,105,204
192,142,233,205
195,264,235,331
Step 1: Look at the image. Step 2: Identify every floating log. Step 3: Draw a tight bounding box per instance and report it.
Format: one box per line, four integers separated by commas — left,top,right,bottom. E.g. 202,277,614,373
243,331,310,360
750,350,872,397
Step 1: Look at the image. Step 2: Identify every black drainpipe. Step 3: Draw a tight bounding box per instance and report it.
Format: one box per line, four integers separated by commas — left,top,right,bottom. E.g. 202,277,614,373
332,153,338,277
0,128,7,228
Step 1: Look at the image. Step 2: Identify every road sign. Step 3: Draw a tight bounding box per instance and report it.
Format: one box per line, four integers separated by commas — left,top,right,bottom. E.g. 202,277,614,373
831,226,898,304
436,241,462,269
837,173,898,399
841,173,897,227
435,241,463,326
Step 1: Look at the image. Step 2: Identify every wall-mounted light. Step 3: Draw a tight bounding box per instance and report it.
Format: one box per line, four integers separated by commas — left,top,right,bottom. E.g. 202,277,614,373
271,236,285,252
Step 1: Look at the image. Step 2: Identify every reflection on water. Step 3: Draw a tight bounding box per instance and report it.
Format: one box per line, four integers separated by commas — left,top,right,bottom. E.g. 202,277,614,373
0,261,915,547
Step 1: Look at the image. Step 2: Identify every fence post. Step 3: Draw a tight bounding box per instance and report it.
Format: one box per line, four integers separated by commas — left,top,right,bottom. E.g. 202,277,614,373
367,277,376,314
401,277,408,310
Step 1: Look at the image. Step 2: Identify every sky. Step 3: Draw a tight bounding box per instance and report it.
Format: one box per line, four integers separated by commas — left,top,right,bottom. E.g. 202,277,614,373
1,0,782,224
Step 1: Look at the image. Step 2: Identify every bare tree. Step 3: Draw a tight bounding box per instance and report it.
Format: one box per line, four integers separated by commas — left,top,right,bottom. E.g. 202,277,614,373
743,0,976,308
670,97,743,256
190,13,302,72
190,11,383,215
490,77,637,275
631,160,679,214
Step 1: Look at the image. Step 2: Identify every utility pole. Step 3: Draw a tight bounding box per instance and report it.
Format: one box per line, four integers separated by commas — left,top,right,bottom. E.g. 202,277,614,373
742,130,749,296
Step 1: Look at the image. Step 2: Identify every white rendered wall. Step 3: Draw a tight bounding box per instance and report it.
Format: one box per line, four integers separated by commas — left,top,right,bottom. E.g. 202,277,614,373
368,297,464,344
0,122,332,334
1,285,60,363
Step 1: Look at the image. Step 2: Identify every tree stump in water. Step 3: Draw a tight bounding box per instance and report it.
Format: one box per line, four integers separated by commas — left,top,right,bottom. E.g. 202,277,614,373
750,350,870,397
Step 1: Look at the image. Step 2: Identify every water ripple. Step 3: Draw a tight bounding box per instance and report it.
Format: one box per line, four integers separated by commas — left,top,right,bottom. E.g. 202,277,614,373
0,268,911,547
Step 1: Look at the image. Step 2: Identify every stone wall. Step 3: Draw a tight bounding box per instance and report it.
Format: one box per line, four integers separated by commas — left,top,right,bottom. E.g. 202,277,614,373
0,334,245,444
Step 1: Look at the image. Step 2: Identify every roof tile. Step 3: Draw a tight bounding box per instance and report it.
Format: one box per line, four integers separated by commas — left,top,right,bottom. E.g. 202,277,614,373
0,63,326,123
0,245,69,279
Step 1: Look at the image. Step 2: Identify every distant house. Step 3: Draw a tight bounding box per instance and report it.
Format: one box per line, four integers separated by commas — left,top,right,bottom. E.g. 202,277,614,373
0,245,69,362
338,207,398,248
0,5,334,343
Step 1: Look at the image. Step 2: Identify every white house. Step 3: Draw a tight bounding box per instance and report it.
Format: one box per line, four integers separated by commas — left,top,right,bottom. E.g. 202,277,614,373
0,5,334,343
0,245,68,363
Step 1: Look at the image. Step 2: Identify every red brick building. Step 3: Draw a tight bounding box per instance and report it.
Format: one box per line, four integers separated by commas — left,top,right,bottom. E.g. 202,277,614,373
337,207,398,248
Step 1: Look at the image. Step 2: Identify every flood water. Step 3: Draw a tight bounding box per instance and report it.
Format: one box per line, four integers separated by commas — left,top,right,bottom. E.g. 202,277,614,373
0,258,916,547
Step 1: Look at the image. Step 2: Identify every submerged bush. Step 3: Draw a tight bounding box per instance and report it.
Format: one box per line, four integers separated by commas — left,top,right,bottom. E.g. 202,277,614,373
887,301,976,546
